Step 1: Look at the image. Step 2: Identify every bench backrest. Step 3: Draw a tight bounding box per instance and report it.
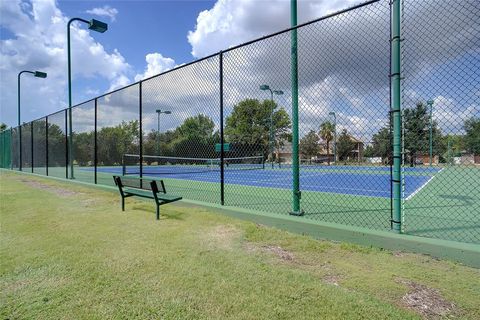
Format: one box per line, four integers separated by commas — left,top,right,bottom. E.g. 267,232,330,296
113,175,166,194
113,176,125,197
150,180,166,194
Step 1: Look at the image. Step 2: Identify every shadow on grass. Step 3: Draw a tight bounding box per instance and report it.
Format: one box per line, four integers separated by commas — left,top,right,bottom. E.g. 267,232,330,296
130,204,187,221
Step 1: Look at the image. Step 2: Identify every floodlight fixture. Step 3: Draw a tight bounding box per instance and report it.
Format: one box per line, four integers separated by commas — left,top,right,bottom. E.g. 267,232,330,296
88,19,108,33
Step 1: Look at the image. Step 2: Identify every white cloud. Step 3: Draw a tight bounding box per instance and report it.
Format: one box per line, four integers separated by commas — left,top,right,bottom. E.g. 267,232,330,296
187,0,362,58
0,0,131,126
86,5,118,22
432,96,479,134
134,53,176,82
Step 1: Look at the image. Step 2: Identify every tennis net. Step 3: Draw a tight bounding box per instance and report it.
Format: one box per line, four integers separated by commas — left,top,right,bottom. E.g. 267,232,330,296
122,154,265,175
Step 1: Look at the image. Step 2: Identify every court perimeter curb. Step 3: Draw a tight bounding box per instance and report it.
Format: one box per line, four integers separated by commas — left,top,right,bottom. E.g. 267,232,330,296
3,169,479,268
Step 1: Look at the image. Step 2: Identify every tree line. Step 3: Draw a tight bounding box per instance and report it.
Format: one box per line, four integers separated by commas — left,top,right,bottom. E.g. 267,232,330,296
3,99,478,167
296,102,480,166
69,98,292,166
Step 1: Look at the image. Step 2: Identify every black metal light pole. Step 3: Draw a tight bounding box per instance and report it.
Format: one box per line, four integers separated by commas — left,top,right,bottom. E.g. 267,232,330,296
260,84,283,168
17,70,47,171
329,111,337,163
155,109,171,155
67,18,108,179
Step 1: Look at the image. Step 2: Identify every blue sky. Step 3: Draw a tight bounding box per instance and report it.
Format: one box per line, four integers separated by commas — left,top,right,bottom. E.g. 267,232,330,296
0,0,478,140
57,1,215,74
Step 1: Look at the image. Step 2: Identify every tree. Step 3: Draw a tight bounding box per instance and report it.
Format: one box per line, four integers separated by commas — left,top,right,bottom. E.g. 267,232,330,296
170,114,218,158
299,130,320,159
0,123,7,131
141,115,220,160
176,114,215,143
96,120,139,165
464,117,480,155
143,130,176,157
368,127,391,163
73,131,94,166
403,102,444,166
337,129,355,161
225,99,291,159
319,121,334,165
47,123,66,166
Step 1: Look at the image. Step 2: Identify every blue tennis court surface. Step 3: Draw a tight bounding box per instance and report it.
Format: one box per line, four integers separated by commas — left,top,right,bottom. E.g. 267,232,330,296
94,165,439,199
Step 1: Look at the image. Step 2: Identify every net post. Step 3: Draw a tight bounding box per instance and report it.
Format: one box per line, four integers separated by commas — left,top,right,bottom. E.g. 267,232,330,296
46,116,49,176
94,98,98,184
390,0,402,233
219,51,225,206
289,0,303,216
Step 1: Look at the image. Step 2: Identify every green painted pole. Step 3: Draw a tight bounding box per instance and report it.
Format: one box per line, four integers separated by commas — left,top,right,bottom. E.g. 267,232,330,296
427,100,434,167
157,111,160,155
290,0,303,216
270,90,274,169
391,0,402,233
447,137,451,166
17,72,22,171
67,19,84,179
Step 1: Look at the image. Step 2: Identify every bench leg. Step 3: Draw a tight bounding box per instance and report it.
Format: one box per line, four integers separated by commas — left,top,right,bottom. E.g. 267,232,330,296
122,197,125,211
156,204,160,220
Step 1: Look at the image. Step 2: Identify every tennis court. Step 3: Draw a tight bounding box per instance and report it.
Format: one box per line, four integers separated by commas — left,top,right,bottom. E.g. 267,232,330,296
93,157,439,199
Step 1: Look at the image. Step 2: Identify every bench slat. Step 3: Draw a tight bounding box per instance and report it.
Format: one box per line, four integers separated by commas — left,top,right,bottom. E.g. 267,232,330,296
123,188,154,198
123,188,182,202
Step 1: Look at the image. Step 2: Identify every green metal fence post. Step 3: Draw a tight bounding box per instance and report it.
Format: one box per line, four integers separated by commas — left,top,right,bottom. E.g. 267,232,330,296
290,0,303,216
67,19,74,179
17,73,22,171
427,99,434,167
391,0,402,233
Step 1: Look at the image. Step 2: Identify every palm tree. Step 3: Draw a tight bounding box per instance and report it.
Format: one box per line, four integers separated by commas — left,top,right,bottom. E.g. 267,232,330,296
319,121,335,165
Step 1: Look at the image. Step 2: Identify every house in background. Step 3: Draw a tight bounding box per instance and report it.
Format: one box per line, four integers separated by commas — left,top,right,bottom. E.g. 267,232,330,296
277,142,292,163
318,134,364,163
346,135,364,162
278,134,365,164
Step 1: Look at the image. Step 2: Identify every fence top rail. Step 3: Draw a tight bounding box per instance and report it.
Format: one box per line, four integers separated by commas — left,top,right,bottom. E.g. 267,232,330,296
8,0,381,130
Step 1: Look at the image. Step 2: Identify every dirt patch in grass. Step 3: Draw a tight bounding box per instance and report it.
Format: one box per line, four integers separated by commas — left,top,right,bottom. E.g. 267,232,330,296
204,225,242,250
21,179,83,198
244,243,295,262
322,274,341,287
397,278,457,319
263,245,295,261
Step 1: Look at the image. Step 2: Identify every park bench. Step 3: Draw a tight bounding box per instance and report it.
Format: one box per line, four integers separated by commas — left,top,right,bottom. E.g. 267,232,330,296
113,176,182,220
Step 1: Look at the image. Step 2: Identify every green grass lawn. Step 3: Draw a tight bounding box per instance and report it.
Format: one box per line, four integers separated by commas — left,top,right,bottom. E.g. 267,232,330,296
1,171,479,319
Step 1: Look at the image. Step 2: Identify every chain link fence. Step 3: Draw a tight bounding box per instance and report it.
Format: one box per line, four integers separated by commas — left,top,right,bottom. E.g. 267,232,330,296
0,0,478,244
400,0,480,243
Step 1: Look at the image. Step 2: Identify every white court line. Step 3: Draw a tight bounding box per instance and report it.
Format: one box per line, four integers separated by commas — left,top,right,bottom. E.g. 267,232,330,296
405,167,443,201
